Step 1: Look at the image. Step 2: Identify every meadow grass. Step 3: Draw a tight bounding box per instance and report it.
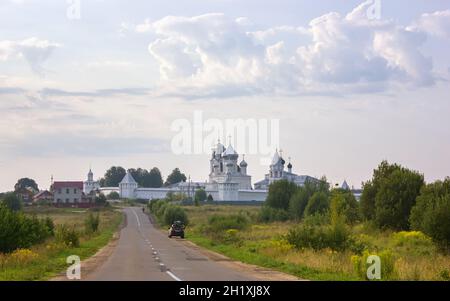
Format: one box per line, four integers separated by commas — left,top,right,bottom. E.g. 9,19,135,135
182,205,450,281
0,206,123,281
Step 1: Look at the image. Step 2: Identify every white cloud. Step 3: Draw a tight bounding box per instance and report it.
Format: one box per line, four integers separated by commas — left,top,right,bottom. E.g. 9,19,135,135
0,37,61,75
413,10,450,39
136,2,445,98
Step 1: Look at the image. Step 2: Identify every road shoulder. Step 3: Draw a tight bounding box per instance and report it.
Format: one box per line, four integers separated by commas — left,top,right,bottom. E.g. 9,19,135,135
51,209,127,281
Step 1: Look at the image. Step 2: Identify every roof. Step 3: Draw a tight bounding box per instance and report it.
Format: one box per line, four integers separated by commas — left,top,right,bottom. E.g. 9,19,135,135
342,180,350,190
53,181,83,190
271,150,280,165
223,144,237,156
34,190,53,199
120,171,137,184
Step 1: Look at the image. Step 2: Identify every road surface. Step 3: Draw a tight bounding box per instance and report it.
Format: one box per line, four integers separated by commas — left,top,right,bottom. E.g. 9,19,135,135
87,207,256,281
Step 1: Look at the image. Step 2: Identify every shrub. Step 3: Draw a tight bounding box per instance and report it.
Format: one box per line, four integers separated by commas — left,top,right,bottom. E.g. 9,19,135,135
330,189,360,225
205,214,249,233
0,205,53,253
8,249,39,266
45,217,55,236
410,179,450,250
391,231,432,248
107,191,120,200
163,206,189,226
266,180,298,211
374,168,424,230
95,193,108,206
85,212,100,233
1,192,23,212
287,217,350,251
440,269,450,281
194,189,207,203
304,191,330,217
351,249,397,280
288,188,310,220
257,206,290,223
55,225,80,247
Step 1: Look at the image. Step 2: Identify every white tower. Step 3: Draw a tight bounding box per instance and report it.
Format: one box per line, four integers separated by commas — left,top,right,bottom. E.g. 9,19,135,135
83,168,100,194
119,170,138,199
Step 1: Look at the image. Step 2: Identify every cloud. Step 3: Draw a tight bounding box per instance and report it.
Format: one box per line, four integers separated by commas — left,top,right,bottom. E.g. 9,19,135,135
40,87,151,98
136,2,445,98
0,37,61,74
412,10,450,39
5,134,169,157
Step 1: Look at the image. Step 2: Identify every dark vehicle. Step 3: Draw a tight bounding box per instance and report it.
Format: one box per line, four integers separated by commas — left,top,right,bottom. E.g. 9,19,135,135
168,221,185,238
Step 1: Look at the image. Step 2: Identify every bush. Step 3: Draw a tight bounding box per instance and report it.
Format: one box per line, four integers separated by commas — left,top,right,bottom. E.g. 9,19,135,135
287,215,350,251
374,168,424,230
206,214,249,232
85,212,100,233
1,192,23,212
351,249,396,280
330,189,360,225
266,180,298,211
0,205,53,253
360,161,424,230
163,206,189,226
391,231,432,248
288,188,310,220
55,225,80,247
107,191,120,200
44,217,55,236
304,191,330,217
257,206,290,223
95,193,108,206
203,214,249,242
410,179,450,250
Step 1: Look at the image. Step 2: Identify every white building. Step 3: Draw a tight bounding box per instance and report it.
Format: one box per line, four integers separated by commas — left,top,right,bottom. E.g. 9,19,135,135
98,143,319,202
83,168,100,194
254,149,321,190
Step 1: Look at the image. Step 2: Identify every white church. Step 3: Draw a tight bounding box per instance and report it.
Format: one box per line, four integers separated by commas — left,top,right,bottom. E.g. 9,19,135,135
90,140,321,202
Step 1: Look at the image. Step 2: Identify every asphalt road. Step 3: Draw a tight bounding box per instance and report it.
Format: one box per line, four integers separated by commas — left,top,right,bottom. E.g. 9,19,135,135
87,207,256,281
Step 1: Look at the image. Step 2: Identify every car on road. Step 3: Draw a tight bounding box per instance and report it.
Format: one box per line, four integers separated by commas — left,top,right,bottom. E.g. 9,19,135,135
168,221,185,239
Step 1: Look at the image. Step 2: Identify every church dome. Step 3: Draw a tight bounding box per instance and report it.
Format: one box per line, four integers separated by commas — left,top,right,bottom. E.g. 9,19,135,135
271,150,281,165
240,159,248,167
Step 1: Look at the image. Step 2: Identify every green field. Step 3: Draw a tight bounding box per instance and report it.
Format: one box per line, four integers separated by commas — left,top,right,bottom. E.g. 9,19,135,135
0,206,123,281
181,205,450,281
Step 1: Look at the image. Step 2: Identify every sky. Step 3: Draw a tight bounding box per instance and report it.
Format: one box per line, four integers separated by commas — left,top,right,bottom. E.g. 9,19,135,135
1,0,450,191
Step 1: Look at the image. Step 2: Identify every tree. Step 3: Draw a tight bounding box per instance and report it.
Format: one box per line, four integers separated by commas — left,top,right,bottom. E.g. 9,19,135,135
107,191,120,200
95,193,108,206
305,191,330,217
289,188,310,220
374,168,424,230
194,189,207,204
14,178,38,192
165,168,187,186
330,189,360,225
147,167,163,188
410,178,450,249
1,192,23,211
100,166,126,187
360,161,400,220
360,181,377,220
266,180,298,211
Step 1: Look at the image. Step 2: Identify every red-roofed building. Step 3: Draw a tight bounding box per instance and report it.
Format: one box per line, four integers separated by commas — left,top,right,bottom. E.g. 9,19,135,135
51,181,86,206
33,190,53,203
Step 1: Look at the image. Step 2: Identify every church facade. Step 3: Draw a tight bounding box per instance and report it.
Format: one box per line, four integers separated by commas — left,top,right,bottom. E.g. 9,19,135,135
254,149,321,190
95,141,320,202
